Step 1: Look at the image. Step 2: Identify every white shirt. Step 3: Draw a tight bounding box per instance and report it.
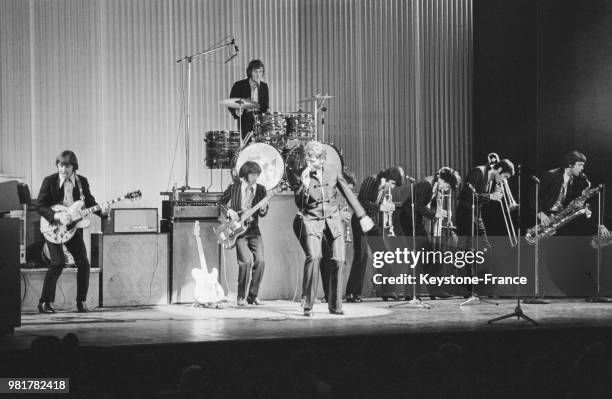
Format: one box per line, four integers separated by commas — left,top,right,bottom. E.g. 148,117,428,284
59,173,76,189
241,181,257,211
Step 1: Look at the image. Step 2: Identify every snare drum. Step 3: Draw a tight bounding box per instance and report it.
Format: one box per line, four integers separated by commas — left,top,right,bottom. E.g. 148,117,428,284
254,112,287,149
285,143,344,191
286,112,315,141
204,130,241,169
234,142,285,190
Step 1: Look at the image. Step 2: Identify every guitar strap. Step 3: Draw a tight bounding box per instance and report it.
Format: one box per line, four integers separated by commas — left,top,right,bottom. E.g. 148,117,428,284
74,174,85,201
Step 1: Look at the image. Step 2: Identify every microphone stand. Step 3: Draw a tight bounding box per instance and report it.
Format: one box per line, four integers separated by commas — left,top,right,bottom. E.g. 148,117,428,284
461,185,497,306
390,177,430,309
586,184,612,303
489,165,538,325
524,176,548,304
176,38,236,189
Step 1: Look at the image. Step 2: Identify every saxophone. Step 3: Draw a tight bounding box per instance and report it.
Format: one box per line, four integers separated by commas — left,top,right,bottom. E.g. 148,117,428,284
525,184,600,244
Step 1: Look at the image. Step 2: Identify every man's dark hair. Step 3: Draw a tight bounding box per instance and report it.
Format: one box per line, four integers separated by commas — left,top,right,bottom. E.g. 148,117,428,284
377,166,404,187
561,151,587,168
437,167,459,190
55,150,79,171
491,159,515,176
238,161,262,179
246,59,265,78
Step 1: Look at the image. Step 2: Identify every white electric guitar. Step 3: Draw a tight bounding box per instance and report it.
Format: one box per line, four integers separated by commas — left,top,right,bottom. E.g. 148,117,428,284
191,221,226,306
40,190,142,244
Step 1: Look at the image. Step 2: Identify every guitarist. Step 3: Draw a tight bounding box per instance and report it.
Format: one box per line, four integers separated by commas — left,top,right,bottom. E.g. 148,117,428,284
36,150,109,313
219,161,269,306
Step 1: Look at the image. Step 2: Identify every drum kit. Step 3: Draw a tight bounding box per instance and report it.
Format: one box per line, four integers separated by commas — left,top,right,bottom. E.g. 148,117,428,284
205,94,344,190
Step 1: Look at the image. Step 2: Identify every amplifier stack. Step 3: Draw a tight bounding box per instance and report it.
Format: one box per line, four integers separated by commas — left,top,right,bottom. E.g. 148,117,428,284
160,190,224,303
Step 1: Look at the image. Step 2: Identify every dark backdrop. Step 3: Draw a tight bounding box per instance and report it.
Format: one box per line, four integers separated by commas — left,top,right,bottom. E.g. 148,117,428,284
474,0,612,225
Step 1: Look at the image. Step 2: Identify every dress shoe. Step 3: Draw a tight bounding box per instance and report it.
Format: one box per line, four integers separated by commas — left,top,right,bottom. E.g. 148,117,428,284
382,293,401,302
345,294,356,303
76,301,88,313
247,297,264,305
38,302,56,314
237,297,246,307
329,309,344,315
353,295,363,302
304,308,313,317
404,295,413,301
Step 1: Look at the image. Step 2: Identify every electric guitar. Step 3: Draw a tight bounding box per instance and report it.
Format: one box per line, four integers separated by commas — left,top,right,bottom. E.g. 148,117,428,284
191,221,226,305
214,186,278,249
40,190,142,244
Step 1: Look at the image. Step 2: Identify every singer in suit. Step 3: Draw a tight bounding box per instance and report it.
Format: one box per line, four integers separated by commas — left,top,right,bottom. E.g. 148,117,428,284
36,150,108,314
228,59,270,139
345,166,404,302
219,161,269,306
295,142,374,316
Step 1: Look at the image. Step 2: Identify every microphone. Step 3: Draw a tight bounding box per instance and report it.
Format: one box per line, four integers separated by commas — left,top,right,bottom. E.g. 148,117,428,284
467,183,476,193
224,38,238,63
530,175,540,184
320,106,327,112
405,175,416,183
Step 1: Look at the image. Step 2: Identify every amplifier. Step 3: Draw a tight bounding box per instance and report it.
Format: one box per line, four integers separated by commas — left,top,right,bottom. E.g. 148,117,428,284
162,200,220,220
103,208,158,234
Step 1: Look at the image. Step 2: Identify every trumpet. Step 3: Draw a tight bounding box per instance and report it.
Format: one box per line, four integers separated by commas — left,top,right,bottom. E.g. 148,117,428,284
433,190,456,237
496,178,519,247
382,186,395,237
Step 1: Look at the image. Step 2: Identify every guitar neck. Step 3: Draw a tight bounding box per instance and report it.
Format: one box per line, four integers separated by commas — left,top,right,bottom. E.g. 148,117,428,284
79,196,126,217
241,190,276,221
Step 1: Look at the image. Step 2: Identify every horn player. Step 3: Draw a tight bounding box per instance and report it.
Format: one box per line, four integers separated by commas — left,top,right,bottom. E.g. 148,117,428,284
400,167,461,299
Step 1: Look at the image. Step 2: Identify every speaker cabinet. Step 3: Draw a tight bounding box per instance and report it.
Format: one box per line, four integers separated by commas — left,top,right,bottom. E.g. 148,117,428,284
164,220,222,304
92,233,169,306
0,219,21,334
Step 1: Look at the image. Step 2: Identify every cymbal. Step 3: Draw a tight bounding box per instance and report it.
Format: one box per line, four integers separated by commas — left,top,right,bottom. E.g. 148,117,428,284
296,94,334,103
220,98,259,110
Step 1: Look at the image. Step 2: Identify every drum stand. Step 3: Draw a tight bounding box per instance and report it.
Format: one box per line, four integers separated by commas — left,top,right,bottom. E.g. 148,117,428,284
460,190,498,307
390,179,430,309
176,38,236,189
488,165,538,325
586,185,612,303
524,177,549,304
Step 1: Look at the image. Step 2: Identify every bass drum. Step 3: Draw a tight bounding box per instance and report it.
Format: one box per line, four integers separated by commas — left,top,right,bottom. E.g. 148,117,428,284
285,143,344,191
233,142,285,190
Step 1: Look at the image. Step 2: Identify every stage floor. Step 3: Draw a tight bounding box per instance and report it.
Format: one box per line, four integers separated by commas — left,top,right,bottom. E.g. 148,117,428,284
4,297,612,353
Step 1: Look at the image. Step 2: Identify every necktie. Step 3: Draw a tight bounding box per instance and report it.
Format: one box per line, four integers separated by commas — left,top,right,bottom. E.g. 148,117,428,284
63,179,74,206
245,185,254,210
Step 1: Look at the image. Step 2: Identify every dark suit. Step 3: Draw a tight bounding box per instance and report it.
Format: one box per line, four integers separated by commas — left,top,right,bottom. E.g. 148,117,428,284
228,78,270,139
219,181,268,299
456,166,492,249
37,173,101,304
529,168,590,235
295,165,366,312
346,175,396,297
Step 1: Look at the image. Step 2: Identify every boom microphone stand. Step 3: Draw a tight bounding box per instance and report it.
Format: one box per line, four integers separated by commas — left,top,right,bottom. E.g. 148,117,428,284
524,175,549,304
390,176,430,309
489,165,538,325
176,37,237,189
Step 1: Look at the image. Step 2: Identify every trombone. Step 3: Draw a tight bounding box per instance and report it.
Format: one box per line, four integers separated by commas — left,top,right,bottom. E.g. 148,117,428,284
496,178,519,247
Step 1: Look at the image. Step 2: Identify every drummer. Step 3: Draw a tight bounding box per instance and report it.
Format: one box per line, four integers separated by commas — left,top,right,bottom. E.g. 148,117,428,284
228,59,270,139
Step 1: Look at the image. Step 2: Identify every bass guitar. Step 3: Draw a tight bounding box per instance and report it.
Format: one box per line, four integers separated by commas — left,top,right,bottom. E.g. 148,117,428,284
40,190,142,244
214,186,278,249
